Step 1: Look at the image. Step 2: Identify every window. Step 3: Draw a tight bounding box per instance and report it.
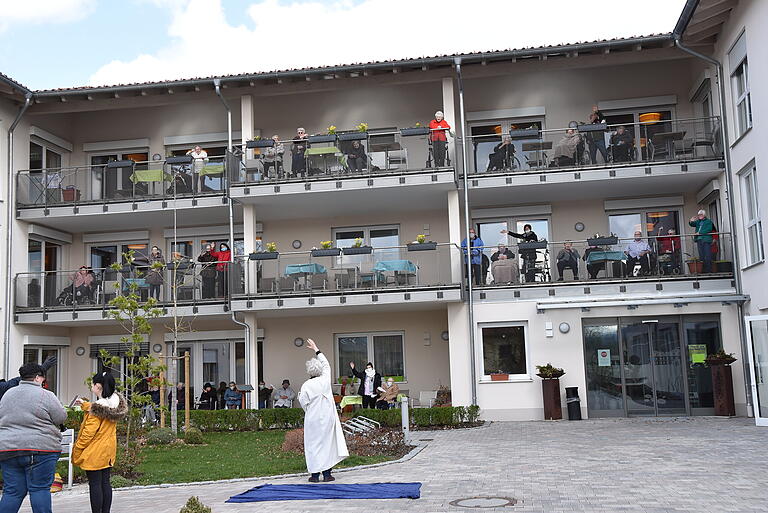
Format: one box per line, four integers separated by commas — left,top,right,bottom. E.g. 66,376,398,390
732,60,752,137
469,119,543,173
332,225,399,263
169,237,246,260
609,210,680,240
24,347,59,395
741,165,764,265
480,324,528,378
335,332,405,380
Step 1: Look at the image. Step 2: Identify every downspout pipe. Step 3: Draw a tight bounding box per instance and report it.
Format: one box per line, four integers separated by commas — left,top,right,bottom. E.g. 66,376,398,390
230,311,253,406
213,79,236,288
4,92,33,378
673,35,753,414
454,57,478,406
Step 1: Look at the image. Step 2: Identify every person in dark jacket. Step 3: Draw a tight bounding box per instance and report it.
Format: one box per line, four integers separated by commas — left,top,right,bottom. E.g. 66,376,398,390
346,140,367,172
587,106,608,164
501,225,539,283
146,246,164,301
258,381,273,409
0,355,56,403
349,361,381,409
217,381,228,409
490,244,515,262
610,125,634,162
556,241,581,280
198,382,218,410
224,382,242,409
488,136,516,171
197,243,217,299
291,128,309,177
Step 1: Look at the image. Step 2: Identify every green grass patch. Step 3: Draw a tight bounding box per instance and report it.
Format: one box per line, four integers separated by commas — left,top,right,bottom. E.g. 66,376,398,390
135,431,390,485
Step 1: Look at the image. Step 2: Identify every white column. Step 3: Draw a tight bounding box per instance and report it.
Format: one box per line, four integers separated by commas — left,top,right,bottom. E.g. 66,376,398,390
448,189,462,283
242,204,259,293
240,94,254,160
447,303,473,406
441,77,457,165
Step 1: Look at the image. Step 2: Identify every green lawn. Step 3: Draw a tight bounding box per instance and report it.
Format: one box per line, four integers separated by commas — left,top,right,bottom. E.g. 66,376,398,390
135,431,391,485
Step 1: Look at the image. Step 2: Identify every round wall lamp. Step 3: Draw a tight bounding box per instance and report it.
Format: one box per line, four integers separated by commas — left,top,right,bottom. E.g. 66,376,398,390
292,240,302,249
152,153,163,161
152,344,163,353
441,331,449,341
75,346,86,356
293,337,305,347
574,222,585,232
558,322,571,334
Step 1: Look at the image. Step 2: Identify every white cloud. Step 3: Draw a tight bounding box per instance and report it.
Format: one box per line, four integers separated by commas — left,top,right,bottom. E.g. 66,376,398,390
88,0,687,87
0,0,95,32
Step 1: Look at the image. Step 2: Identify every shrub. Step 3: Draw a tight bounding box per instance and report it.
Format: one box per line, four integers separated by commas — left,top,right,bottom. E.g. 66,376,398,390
110,475,135,488
466,405,481,423
258,408,304,430
179,496,212,513
114,441,144,479
281,428,304,454
146,427,176,445
412,406,457,427
183,427,205,445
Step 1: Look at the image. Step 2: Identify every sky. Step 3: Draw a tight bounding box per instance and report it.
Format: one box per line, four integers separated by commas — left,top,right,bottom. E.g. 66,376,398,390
0,0,688,91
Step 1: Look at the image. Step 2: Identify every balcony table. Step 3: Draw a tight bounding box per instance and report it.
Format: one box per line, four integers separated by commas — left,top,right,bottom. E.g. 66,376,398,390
338,393,408,409
285,263,327,290
369,142,402,170
585,251,625,263
372,260,418,286
652,131,686,160
305,146,341,174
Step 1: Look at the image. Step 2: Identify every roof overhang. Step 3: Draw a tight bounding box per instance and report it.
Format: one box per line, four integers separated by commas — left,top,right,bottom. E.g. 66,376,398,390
675,0,739,46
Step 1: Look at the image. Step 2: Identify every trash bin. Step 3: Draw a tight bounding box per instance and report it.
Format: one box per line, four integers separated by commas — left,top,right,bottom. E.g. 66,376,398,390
565,386,581,421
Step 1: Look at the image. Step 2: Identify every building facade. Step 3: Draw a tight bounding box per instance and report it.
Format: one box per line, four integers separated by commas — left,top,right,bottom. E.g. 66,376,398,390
0,0,758,421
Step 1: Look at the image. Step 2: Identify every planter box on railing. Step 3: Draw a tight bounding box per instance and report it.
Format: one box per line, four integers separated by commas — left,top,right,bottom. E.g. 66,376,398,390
342,246,373,255
167,261,192,270
308,134,337,144
166,155,194,165
509,128,541,140
246,139,275,149
577,123,608,133
249,252,279,260
311,248,342,257
518,241,548,250
587,236,619,246
407,242,437,252
337,132,368,142
400,127,430,137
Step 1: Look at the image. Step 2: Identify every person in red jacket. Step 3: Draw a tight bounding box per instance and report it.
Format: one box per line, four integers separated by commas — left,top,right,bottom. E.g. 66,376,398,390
428,110,451,167
210,242,232,297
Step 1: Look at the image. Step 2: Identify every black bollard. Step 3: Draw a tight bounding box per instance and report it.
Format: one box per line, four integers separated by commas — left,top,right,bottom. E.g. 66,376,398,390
565,386,581,421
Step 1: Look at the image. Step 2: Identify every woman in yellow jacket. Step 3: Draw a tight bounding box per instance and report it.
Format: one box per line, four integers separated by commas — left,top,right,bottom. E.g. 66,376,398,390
73,372,127,513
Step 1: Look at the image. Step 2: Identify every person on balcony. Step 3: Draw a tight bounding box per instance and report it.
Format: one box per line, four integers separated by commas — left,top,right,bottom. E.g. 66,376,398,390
624,231,654,276
349,362,381,409
584,242,606,279
346,140,367,172
488,136,516,171
501,225,539,283
429,111,451,167
263,135,284,178
491,252,518,285
146,246,164,301
556,242,580,281
689,210,716,273
490,243,515,262
273,379,296,408
185,145,208,192
610,126,633,162
587,106,608,165
291,128,309,177
210,242,232,298
551,123,583,166
70,266,95,304
461,228,485,286
657,227,682,274
198,243,217,299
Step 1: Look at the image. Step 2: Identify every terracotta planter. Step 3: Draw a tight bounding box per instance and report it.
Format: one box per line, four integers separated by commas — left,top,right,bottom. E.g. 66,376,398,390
490,373,509,381
687,261,703,274
711,364,735,416
542,378,562,420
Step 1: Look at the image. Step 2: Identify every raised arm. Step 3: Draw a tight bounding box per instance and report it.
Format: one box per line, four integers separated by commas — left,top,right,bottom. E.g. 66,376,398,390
306,338,330,378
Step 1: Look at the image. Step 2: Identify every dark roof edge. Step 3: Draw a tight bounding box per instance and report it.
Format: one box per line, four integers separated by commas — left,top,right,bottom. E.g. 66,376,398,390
673,0,701,38
0,73,32,97
34,33,675,98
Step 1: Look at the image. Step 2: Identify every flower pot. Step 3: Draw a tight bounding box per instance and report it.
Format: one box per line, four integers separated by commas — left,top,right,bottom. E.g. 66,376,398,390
311,248,341,257
509,128,541,140
710,364,735,416
249,252,279,260
400,127,430,137
586,236,618,246
687,261,703,274
308,134,337,144
714,261,733,273
246,139,275,149
541,378,562,420
337,132,368,142
407,242,437,252
490,373,509,381
342,246,373,255
62,188,80,202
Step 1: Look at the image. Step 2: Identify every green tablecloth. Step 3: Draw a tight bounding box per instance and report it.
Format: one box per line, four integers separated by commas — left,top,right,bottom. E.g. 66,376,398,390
373,260,418,273
130,169,171,183
285,263,327,276
339,394,407,409
200,163,224,176
586,251,626,263
305,146,340,156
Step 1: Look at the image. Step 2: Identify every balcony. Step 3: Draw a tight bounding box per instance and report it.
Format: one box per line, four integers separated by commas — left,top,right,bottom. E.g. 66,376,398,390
15,156,230,228
230,243,462,311
470,233,739,305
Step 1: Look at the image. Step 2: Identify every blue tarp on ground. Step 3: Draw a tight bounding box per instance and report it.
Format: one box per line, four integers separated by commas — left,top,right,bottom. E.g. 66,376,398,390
226,482,422,503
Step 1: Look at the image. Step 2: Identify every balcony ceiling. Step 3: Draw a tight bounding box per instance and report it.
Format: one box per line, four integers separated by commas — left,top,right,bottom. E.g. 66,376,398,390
683,0,738,46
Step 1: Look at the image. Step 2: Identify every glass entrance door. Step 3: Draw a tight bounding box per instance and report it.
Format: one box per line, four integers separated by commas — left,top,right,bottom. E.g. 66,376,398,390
621,319,687,416
746,317,768,426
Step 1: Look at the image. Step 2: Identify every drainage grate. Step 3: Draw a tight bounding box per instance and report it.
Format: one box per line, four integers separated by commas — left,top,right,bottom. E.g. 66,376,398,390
450,497,517,508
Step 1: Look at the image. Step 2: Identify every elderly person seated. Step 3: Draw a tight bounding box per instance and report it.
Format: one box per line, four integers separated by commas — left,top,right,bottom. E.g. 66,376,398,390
263,135,285,178
556,242,580,281
610,125,634,162
551,122,583,167
490,243,514,262
346,140,367,172
624,231,654,276
69,266,96,303
491,252,518,285
488,136,515,171
375,377,400,410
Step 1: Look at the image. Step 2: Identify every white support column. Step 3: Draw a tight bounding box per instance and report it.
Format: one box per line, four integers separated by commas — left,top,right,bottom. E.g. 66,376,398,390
448,189,462,283
441,77,457,165
241,94,254,160
242,204,259,293
447,303,473,406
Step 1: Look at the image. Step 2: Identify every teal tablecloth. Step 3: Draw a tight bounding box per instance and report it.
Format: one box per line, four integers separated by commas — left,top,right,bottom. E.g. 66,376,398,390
586,251,625,263
285,263,327,276
372,260,417,273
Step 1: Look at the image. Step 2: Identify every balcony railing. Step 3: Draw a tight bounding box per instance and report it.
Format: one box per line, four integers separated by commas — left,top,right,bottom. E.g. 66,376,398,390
230,127,453,186
15,260,240,313
233,242,460,297
16,156,228,209
466,116,722,175
469,233,733,287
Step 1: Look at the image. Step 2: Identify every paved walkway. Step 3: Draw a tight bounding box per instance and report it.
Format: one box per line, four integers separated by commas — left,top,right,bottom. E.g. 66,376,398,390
19,417,768,512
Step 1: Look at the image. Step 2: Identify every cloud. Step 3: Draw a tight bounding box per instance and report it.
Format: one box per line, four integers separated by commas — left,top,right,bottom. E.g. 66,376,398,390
0,0,96,32
88,0,686,87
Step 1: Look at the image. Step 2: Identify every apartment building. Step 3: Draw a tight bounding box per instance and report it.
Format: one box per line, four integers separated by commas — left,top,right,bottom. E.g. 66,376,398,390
0,0,757,421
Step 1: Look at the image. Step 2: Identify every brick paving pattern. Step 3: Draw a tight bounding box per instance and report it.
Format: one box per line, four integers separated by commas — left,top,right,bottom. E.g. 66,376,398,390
17,417,768,513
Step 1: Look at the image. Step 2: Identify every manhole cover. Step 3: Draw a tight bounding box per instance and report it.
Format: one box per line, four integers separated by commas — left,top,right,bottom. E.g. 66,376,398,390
450,496,517,508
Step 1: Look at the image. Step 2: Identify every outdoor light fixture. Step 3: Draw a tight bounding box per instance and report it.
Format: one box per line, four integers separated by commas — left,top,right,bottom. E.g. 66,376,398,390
558,322,570,334
75,346,86,356
293,337,305,347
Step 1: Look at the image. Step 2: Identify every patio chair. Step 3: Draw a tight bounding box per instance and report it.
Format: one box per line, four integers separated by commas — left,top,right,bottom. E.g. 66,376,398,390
277,276,297,292
334,269,355,290
411,390,437,408
394,270,417,286
309,273,328,290
259,277,277,293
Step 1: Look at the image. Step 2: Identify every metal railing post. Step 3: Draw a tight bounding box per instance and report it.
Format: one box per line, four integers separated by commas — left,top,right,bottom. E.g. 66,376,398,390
400,395,410,441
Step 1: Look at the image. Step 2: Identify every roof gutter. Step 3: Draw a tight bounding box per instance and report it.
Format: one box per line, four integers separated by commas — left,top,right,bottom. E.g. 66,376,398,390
4,92,33,378
32,34,674,98
673,0,701,38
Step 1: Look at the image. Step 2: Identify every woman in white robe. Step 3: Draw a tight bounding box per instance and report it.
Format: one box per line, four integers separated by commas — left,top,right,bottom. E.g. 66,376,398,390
299,338,349,482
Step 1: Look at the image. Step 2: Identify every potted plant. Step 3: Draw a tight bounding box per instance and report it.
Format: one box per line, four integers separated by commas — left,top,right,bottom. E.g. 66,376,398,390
338,122,369,141
407,234,438,251
686,257,703,274
586,234,619,246
489,371,509,381
536,363,565,420
342,237,373,255
311,240,341,257
400,122,430,137
714,260,733,273
706,350,737,416
249,242,279,260
246,135,275,149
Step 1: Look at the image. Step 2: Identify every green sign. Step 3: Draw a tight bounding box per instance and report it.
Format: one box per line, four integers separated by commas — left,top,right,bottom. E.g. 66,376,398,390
689,344,707,364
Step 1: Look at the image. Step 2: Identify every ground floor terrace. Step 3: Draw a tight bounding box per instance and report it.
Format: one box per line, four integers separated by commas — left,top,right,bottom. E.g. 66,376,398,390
28,417,768,513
